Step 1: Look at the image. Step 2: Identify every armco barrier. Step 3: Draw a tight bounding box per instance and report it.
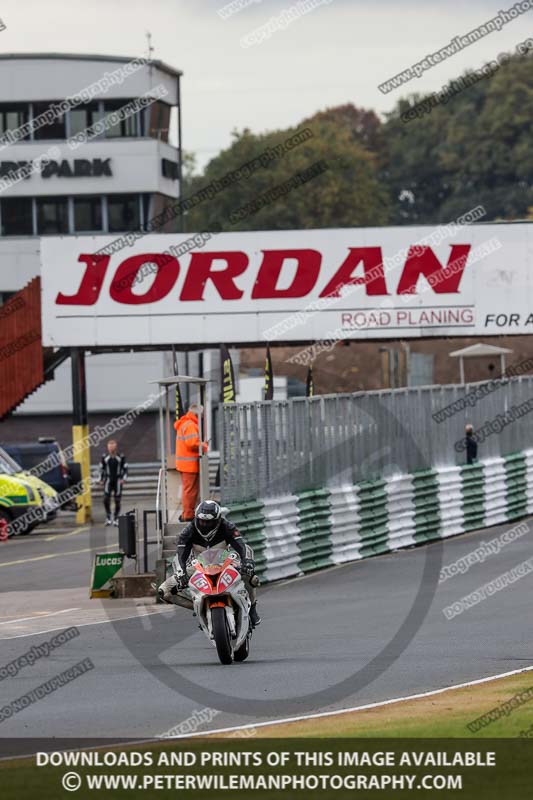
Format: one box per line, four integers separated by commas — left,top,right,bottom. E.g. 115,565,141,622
526,450,533,514
297,488,333,573
223,499,266,574
228,450,533,583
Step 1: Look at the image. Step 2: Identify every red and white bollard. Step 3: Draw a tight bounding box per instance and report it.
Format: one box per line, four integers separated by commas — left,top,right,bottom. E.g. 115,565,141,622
0,518,8,542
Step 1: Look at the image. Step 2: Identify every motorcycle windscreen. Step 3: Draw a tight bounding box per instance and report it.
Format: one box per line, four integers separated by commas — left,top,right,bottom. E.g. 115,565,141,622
195,549,231,571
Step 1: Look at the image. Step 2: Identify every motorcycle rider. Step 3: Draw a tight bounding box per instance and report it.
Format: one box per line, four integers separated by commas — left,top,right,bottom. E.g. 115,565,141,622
100,439,128,526
158,499,261,627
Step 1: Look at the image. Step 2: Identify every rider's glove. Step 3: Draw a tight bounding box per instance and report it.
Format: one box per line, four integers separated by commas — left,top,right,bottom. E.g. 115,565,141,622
242,558,255,578
171,573,188,593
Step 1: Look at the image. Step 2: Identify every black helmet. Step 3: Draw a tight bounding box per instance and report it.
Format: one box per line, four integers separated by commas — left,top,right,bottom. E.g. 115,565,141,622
194,500,222,541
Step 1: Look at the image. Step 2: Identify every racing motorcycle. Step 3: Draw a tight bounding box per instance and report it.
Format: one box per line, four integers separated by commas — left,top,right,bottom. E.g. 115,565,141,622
173,548,254,665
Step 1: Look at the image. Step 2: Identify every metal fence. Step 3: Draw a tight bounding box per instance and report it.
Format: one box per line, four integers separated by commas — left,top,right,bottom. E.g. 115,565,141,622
219,375,533,504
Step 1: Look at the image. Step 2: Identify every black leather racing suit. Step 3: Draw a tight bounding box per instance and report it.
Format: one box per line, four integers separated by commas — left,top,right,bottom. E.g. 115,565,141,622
176,519,256,602
100,452,128,517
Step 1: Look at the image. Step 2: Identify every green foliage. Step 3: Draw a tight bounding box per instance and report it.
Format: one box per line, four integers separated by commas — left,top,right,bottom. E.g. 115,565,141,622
183,118,391,232
382,53,533,223
179,150,199,198
182,53,532,229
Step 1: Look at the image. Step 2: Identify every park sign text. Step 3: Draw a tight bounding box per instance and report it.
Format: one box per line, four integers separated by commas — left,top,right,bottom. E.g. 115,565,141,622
40,224,533,347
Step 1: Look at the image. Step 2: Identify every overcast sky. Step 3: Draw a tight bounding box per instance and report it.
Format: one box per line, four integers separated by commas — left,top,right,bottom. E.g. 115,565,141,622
0,0,529,168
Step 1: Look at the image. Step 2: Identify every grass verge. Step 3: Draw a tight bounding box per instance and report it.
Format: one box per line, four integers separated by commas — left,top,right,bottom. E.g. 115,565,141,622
211,668,533,738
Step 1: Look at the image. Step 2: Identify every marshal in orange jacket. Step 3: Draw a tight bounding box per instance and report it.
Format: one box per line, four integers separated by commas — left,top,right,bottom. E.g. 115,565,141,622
174,411,208,473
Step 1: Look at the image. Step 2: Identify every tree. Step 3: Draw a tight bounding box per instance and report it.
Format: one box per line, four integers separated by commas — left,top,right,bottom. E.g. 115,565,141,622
183,121,391,232
303,103,383,153
180,150,199,197
382,52,533,223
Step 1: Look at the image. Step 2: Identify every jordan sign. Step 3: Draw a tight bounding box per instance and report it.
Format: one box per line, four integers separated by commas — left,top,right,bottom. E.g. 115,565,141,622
40,224,533,347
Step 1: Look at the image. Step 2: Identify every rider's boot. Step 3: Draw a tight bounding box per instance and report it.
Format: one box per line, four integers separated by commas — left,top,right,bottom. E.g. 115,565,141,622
250,602,261,628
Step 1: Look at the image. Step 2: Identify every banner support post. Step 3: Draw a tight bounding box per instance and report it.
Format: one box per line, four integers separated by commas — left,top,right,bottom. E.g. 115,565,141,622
71,347,92,524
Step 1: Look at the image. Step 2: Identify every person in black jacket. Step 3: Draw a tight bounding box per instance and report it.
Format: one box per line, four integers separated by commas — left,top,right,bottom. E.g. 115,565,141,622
159,499,261,627
465,424,478,465
99,439,128,526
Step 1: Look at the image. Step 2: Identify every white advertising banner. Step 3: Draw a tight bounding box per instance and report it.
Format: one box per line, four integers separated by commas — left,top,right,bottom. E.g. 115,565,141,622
40,223,533,347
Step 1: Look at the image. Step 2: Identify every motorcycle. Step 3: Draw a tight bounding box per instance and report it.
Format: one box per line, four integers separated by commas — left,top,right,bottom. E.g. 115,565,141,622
174,548,254,665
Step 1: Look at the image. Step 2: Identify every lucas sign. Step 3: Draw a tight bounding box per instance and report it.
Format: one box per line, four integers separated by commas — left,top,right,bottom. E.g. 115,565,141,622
40,224,533,347
90,552,124,599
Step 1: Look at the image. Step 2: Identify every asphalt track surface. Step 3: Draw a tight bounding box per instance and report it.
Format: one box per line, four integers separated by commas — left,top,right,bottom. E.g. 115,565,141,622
1,515,532,753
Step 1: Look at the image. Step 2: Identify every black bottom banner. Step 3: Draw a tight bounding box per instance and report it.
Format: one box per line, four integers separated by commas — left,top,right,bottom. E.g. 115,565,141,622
2,738,533,798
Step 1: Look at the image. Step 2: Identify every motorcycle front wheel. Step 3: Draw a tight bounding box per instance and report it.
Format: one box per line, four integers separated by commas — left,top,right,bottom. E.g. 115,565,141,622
211,606,233,665
233,633,250,662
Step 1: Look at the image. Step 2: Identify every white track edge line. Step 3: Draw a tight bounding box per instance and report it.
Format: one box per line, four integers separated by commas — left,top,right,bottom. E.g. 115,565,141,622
0,607,174,640
157,664,533,739
0,608,80,627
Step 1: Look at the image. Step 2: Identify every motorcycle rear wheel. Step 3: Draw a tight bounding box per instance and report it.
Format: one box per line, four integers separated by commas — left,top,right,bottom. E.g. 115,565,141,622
211,606,233,665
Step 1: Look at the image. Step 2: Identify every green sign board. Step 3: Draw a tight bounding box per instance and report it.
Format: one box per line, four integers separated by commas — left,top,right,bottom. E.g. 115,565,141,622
90,552,124,598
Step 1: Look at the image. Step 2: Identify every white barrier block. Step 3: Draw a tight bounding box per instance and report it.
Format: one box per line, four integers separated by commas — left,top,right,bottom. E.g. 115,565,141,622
329,484,362,564
386,474,416,550
262,494,302,581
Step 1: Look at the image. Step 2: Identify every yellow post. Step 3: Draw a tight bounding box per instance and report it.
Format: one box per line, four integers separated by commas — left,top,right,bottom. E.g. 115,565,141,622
71,348,92,525
72,424,92,524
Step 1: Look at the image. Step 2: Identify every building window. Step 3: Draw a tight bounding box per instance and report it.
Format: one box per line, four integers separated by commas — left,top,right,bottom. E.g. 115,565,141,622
0,104,30,142
103,100,141,138
162,159,179,180
148,101,170,142
107,194,140,232
1,197,33,235
69,103,100,138
141,194,151,228
37,196,69,234
33,101,66,140
74,196,103,232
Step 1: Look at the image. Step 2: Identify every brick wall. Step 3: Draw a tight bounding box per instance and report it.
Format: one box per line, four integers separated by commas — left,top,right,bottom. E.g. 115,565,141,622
0,411,159,464
240,336,533,394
